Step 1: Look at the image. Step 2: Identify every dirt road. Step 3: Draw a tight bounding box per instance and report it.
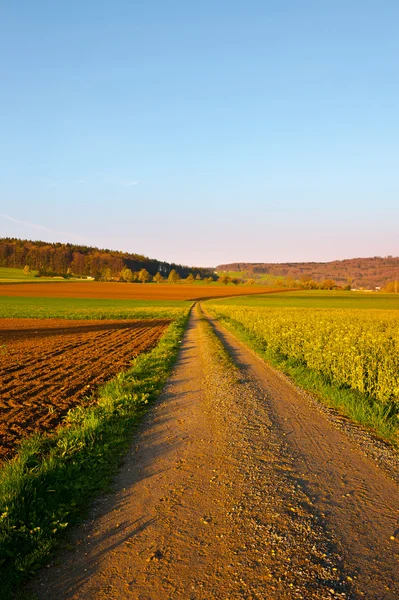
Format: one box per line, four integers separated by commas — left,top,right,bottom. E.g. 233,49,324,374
29,306,399,599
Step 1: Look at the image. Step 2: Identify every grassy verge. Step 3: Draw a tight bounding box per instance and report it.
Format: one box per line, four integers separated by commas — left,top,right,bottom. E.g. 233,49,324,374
0,310,189,600
207,311,399,446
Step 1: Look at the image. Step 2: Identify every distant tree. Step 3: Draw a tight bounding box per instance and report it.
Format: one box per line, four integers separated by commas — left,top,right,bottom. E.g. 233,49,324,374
186,273,195,283
168,269,180,284
321,279,337,290
285,277,296,288
120,267,134,282
300,278,318,290
204,276,213,284
138,268,150,283
384,280,399,293
153,272,163,283
246,279,255,286
23,265,30,275
218,275,230,285
231,277,241,285
195,274,201,280
102,267,112,281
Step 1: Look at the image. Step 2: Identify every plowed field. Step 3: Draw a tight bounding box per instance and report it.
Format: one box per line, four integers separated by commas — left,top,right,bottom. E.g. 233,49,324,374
0,318,170,462
0,282,280,301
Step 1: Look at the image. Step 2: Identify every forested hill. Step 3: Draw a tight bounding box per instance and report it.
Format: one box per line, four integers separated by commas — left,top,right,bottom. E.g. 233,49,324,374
0,238,212,279
216,257,399,289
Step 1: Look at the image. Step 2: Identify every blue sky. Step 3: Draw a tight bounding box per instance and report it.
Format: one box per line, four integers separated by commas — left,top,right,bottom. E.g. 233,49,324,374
1,1,398,266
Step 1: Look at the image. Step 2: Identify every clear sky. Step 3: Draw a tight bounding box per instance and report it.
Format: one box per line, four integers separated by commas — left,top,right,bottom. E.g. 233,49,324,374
1,1,398,267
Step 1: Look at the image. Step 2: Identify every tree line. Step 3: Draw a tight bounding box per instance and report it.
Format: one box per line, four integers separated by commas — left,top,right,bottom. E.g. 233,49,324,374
216,274,341,289
120,268,214,284
216,256,399,289
0,238,213,281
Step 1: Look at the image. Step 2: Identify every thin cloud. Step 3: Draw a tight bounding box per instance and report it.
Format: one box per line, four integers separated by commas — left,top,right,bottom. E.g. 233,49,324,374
40,177,86,186
1,214,86,242
120,180,139,186
104,178,140,187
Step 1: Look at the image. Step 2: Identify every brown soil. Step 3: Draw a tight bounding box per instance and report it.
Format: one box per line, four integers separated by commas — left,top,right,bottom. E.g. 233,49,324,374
0,318,169,462
28,306,399,599
0,282,281,301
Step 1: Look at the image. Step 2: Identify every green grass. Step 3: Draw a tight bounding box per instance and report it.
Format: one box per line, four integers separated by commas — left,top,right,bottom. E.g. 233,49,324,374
196,305,238,372
0,268,39,282
0,308,189,600
0,267,93,284
208,290,399,310
0,296,191,320
214,269,291,286
214,270,248,279
206,309,399,447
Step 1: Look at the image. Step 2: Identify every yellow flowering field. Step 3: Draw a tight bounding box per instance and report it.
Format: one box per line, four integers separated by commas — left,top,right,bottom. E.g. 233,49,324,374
208,306,399,403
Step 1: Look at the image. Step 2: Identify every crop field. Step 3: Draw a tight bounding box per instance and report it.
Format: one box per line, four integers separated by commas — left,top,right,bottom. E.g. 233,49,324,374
0,317,171,462
209,289,399,310
0,296,190,320
207,293,399,407
0,281,280,301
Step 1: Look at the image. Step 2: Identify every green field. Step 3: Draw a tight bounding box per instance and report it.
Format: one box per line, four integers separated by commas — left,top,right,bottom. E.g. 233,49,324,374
0,267,39,281
207,290,399,310
215,269,290,286
0,267,91,284
214,270,248,279
0,296,191,320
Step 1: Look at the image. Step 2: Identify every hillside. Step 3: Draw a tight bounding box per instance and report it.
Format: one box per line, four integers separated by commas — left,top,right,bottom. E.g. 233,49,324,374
216,257,399,289
0,238,212,280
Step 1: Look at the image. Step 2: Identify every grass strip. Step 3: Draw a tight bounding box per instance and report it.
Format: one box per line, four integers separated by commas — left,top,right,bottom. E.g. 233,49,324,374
207,311,399,447
196,305,238,373
0,310,189,600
